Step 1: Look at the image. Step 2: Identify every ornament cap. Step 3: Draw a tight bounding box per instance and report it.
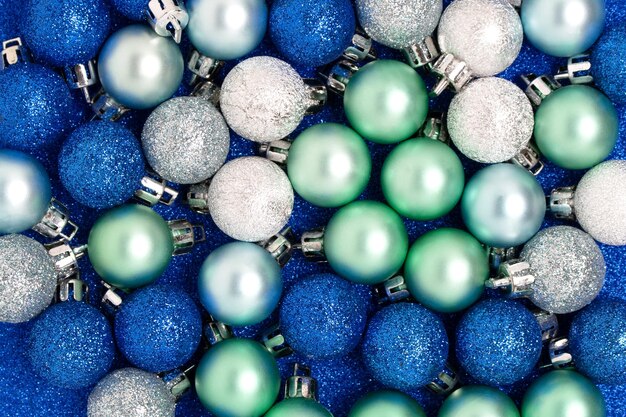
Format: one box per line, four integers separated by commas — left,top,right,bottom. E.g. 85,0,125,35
532,308,559,342
554,54,593,85
418,111,449,144
1,37,32,69
487,245,519,273
285,364,318,400
374,275,410,305
426,363,460,395
430,53,474,96
259,139,292,167
134,175,179,206
64,60,98,104
343,30,376,62
295,228,326,261
486,259,535,298
168,219,205,256
303,79,327,115
91,89,130,121
541,337,574,369
510,143,544,176
520,73,561,106
161,364,196,401
44,240,86,280
101,281,126,314
190,80,221,107
259,226,294,267
204,316,233,346
145,0,189,44
33,198,79,241
258,323,293,358
188,49,224,86
549,186,577,220
185,181,211,214
56,276,89,303
403,35,440,69
318,58,360,95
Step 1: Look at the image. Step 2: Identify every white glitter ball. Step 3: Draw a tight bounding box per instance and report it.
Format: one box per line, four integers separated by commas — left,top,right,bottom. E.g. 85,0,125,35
574,160,626,246
521,226,605,314
448,77,534,163
0,234,56,323
220,56,310,143
88,368,175,417
438,0,523,77
208,156,294,242
356,0,443,49
141,97,230,185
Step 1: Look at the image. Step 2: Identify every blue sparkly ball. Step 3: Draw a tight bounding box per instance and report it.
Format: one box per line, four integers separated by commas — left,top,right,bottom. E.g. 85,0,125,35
59,121,146,209
115,285,203,373
279,273,370,359
591,23,626,106
456,298,542,386
0,0,23,40
269,0,356,67
569,298,626,385
361,302,449,390
21,0,111,67
110,0,146,21
28,301,115,389
0,63,84,152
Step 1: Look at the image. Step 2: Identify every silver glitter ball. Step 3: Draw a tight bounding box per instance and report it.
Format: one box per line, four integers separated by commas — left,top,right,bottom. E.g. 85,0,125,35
355,0,443,49
438,0,523,77
208,156,294,242
521,226,605,314
220,56,310,143
448,77,534,163
88,368,175,417
141,97,230,185
574,160,626,246
0,234,56,323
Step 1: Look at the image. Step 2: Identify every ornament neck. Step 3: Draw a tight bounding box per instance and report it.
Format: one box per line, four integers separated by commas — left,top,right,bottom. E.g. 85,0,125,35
259,226,294,267
295,228,326,261
91,88,130,121
204,316,233,346
430,53,474,96
486,246,519,274
418,111,449,144
319,58,360,95
45,240,86,281
510,143,544,176
258,323,293,358
521,73,561,106
101,281,127,314
426,363,460,395
532,309,559,342
303,79,327,115
161,365,196,401
403,35,440,69
1,37,32,69
56,276,89,303
146,0,189,44
134,175,179,206
548,186,577,220
485,259,535,298
64,60,98,104
259,139,292,167
343,30,376,62
285,364,318,400
168,220,205,255
540,337,574,369
554,54,593,85
33,198,79,241
373,275,410,305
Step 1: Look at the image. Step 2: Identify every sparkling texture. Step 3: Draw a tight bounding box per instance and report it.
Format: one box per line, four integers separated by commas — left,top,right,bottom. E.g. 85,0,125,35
141,97,230,184
59,121,145,209
87,368,176,417
456,298,542,386
448,77,534,163
521,226,606,314
220,56,310,143
361,303,449,390
208,156,294,242
28,301,115,389
438,0,523,77
592,22,626,106
574,160,626,245
110,0,145,20
0,234,56,323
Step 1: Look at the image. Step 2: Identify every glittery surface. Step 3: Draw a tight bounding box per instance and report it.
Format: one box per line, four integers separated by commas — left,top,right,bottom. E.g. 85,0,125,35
21,0,111,67
270,0,356,67
220,56,310,142
448,77,533,163
361,303,449,390
111,0,146,21
0,0,23,40
456,298,542,386
279,273,371,359
592,23,626,106
570,298,626,385
28,301,115,389
0,234,56,323
0,63,84,152
59,121,146,209
521,226,606,314
115,285,202,373
208,156,294,242
87,367,176,417
574,160,626,246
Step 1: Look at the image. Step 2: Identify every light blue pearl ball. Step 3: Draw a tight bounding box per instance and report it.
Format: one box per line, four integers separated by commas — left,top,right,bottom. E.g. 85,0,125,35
98,24,184,109
0,150,51,234
186,0,267,60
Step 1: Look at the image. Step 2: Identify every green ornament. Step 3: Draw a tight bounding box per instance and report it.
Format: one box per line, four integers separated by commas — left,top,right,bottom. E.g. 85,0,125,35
287,123,371,208
349,390,426,417
438,386,520,417
381,138,465,220
534,85,618,170
87,204,173,289
195,338,280,417
344,60,429,144
405,228,488,313
522,370,606,417
324,200,408,285
265,397,333,417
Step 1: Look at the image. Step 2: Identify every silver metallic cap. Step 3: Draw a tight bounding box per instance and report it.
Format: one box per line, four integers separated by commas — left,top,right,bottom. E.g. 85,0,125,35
554,54,593,85
285,364,318,400
520,73,561,106
145,0,189,43
134,175,179,206
1,37,32,69
33,198,79,241
258,323,293,358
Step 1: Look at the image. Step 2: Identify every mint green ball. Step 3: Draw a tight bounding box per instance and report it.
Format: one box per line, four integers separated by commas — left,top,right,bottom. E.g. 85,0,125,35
349,390,426,417
344,60,429,144
439,386,519,417
265,398,333,417
382,138,464,220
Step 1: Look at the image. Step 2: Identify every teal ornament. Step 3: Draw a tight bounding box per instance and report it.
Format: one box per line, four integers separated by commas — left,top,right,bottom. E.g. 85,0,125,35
349,390,426,417
439,386,519,417
265,398,333,417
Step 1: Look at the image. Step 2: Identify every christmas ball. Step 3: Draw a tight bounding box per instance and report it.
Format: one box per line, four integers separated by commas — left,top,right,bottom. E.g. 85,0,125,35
110,0,145,20
438,386,520,417
265,398,333,417
592,23,626,106
349,390,426,417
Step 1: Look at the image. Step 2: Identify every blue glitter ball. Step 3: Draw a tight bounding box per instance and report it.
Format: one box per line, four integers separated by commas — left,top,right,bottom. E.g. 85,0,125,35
0,63,84,152
361,302,449,390
28,301,115,389
59,120,146,209
114,285,203,373
21,0,111,67
456,298,542,386
569,298,626,385
110,0,146,21
279,273,370,359
0,0,23,40
591,23,626,106
269,0,356,67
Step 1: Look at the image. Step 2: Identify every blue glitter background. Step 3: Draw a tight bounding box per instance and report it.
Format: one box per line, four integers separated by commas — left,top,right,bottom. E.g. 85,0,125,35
1,0,626,415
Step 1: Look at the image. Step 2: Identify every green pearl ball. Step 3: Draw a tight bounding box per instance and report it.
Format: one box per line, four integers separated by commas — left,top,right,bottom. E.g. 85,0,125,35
438,386,520,417
522,370,606,417
535,85,618,170
349,390,426,417
344,60,429,144
382,138,465,220
405,228,488,313
87,205,173,289
265,398,333,417
324,200,409,285
195,338,280,417
287,123,371,207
